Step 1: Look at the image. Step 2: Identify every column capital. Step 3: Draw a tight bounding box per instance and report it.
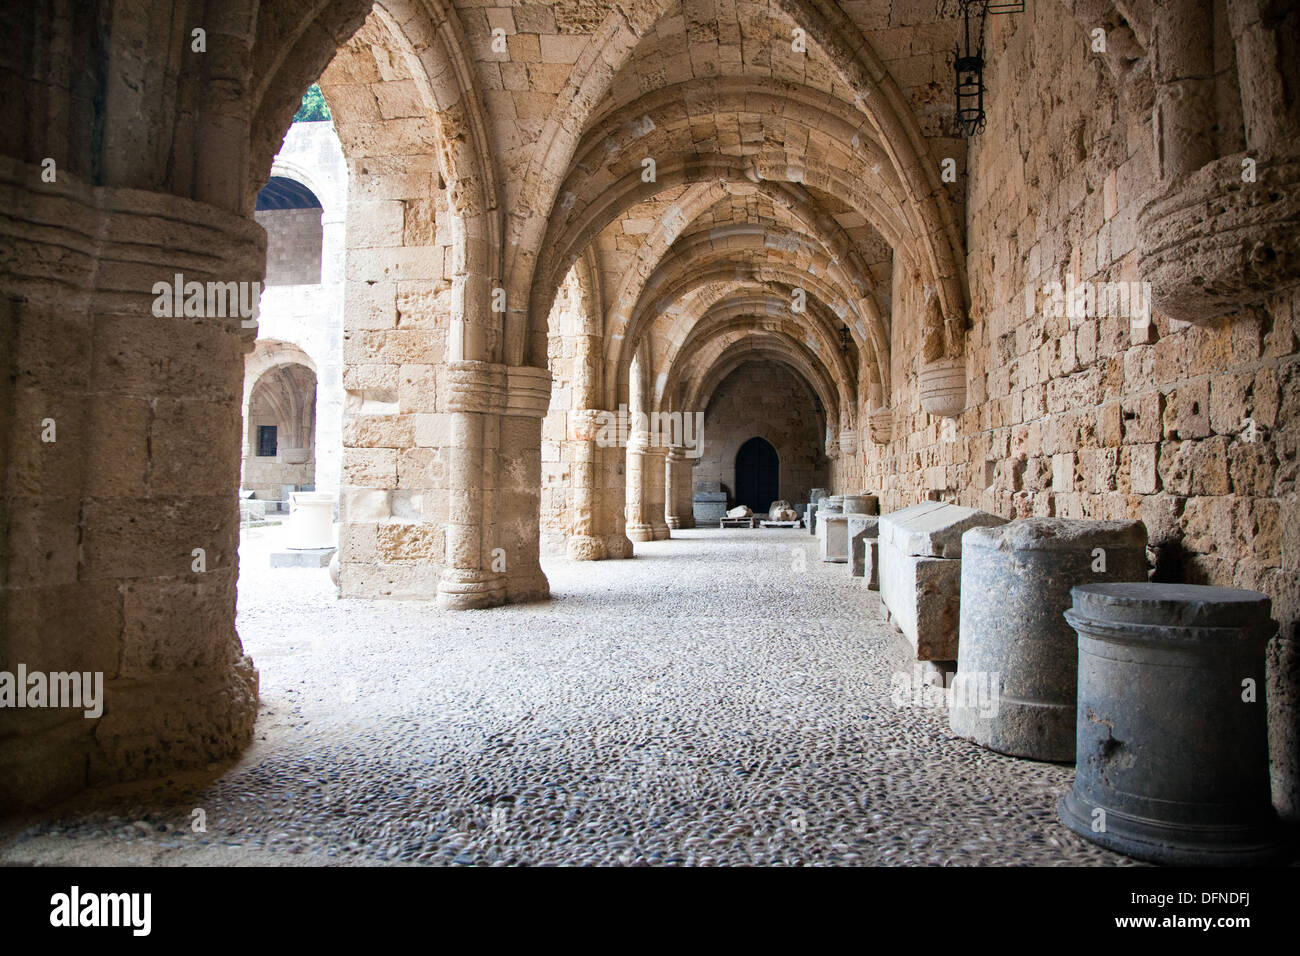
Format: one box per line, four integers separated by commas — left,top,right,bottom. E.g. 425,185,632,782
505,365,553,418
442,360,507,414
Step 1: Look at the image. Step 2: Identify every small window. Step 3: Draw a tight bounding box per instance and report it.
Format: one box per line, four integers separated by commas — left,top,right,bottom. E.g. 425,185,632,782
257,425,278,457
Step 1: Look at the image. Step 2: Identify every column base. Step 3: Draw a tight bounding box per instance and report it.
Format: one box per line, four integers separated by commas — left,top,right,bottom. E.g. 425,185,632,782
666,516,695,529
567,534,635,560
627,523,656,542
506,567,550,604
435,570,506,610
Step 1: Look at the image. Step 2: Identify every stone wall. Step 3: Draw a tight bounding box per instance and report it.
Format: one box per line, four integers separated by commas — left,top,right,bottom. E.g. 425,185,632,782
695,360,828,506
850,4,1299,816
255,207,323,285
250,121,348,501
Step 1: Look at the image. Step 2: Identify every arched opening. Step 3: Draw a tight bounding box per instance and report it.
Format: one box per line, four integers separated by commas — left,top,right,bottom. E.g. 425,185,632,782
255,177,324,286
735,437,779,515
244,362,318,504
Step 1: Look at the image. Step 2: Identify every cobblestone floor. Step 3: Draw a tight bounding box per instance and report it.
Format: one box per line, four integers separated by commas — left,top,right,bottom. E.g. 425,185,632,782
1,526,1134,866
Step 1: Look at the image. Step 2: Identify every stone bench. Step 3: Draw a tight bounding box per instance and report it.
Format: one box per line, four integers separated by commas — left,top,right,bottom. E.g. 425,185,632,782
878,502,1007,661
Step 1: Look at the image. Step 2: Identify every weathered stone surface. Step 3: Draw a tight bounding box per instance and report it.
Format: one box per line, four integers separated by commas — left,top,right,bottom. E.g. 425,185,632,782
846,515,879,579
1059,583,1287,864
950,518,1149,762
878,504,1007,660
879,502,1008,560
818,513,851,563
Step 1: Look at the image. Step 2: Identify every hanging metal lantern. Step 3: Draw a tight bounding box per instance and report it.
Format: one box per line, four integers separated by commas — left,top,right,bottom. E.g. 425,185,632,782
839,325,851,353
949,1,1024,138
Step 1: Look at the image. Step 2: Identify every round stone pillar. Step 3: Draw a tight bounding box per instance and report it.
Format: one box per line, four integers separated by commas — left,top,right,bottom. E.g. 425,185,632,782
437,361,508,610
0,158,260,810
646,445,670,540
625,434,654,543
565,409,634,560
500,366,552,603
950,519,1148,761
665,446,696,529
1058,583,1287,865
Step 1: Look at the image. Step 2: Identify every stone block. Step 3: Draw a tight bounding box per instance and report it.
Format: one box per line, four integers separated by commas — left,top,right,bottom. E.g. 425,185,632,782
879,549,961,660
847,515,879,579
878,503,1008,660
818,513,850,563
877,501,1007,559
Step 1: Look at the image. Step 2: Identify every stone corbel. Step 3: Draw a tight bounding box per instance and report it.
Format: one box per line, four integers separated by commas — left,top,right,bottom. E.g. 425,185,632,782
442,360,508,414
919,356,967,419
1138,151,1300,324
868,407,894,444
505,365,552,418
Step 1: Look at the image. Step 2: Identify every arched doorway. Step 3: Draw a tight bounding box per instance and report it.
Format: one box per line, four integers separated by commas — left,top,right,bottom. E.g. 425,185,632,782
735,437,779,514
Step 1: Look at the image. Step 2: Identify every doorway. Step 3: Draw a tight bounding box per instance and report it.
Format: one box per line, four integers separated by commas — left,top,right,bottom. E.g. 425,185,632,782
735,437,779,514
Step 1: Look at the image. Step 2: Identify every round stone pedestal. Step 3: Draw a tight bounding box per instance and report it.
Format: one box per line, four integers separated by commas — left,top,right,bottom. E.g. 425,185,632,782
286,492,336,550
841,494,878,515
950,519,1148,761
1057,583,1288,865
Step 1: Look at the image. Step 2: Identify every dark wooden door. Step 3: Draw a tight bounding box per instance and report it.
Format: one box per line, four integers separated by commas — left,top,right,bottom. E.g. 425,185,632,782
735,437,779,513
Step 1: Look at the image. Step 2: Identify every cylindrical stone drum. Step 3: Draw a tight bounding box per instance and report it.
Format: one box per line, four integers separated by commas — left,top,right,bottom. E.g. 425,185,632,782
809,488,829,503
841,494,878,515
950,518,1148,761
1057,583,1286,865
819,495,843,515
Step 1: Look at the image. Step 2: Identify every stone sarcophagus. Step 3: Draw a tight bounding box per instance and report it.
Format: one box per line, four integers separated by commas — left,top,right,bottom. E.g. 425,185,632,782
692,481,727,524
878,502,1007,660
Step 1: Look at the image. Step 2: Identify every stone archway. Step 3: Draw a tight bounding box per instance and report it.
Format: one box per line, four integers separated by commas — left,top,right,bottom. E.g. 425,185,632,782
735,437,780,515
244,362,318,502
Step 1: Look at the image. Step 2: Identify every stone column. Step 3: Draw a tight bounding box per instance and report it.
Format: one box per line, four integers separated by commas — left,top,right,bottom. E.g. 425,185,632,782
1139,0,1300,323
646,445,671,540
437,361,507,610
625,432,655,542
567,409,634,559
499,366,552,603
0,158,260,810
665,446,696,529
1151,0,1217,182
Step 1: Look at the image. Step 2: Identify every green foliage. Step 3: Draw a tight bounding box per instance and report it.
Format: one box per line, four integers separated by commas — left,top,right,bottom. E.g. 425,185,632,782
293,84,331,123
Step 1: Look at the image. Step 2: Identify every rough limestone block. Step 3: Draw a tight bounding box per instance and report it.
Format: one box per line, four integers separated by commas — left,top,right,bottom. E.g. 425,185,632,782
949,518,1148,762
846,515,879,577
818,512,850,562
879,548,962,660
878,503,1008,660
879,502,1007,559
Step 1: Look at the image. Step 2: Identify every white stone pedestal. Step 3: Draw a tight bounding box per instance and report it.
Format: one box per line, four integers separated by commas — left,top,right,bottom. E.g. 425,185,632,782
286,491,336,550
